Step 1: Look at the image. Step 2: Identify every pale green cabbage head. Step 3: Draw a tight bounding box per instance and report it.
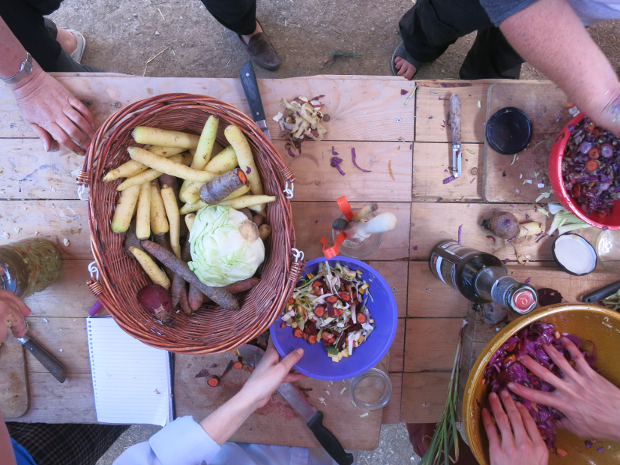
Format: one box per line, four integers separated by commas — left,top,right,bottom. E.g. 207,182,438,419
188,206,265,287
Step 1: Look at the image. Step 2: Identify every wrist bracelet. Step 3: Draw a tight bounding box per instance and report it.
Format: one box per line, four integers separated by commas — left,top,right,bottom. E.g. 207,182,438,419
2,52,33,85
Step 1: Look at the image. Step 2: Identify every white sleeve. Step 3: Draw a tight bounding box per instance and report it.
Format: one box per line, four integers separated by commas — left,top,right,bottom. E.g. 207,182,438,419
114,416,221,465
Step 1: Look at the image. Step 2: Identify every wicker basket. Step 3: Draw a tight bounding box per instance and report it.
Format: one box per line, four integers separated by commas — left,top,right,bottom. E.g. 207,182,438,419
78,93,304,353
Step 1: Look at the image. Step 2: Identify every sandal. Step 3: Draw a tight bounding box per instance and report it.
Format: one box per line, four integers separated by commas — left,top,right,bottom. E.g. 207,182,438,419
391,41,420,80
65,29,86,63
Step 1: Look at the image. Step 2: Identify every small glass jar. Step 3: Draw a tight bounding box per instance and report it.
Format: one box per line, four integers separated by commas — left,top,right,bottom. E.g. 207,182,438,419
579,229,620,273
331,213,382,259
348,367,392,411
0,238,63,298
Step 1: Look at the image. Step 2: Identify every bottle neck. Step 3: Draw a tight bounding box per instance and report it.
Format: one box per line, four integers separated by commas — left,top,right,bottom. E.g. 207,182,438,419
475,267,537,315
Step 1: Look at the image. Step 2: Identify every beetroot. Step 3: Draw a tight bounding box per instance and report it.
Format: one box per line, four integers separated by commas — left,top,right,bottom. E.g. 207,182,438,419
138,284,174,326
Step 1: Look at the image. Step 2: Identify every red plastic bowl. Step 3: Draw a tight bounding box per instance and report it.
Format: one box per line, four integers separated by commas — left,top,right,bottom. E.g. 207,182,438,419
548,112,620,229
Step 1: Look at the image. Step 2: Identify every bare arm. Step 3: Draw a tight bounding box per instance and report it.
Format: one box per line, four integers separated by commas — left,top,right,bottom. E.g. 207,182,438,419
0,17,95,154
500,0,620,134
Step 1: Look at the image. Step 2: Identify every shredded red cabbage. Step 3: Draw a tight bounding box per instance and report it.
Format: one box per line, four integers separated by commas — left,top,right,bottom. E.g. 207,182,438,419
330,157,345,176
562,116,620,217
484,322,596,449
284,142,296,158
457,225,462,244
443,175,455,184
332,146,339,156
351,148,371,173
246,166,251,174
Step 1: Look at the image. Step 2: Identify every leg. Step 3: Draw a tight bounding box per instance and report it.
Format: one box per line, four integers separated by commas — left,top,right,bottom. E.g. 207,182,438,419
407,423,480,464
0,1,100,72
7,422,129,465
395,0,495,79
459,28,524,79
199,0,257,35
199,0,280,70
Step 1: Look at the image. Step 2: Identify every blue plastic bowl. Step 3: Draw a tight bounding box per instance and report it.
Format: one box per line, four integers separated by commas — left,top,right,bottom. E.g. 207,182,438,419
270,257,398,381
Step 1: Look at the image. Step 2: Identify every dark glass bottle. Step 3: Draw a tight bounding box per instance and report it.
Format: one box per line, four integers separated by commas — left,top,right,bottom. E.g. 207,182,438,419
429,240,537,315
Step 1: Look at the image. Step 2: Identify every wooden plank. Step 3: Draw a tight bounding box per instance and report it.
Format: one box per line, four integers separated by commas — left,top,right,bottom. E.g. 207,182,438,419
277,141,413,202
0,139,85,200
24,318,90,374
506,266,620,303
293,201,411,261
22,260,98,319
400,372,449,423
404,319,464,372
367,261,408,318
389,319,406,373
0,201,91,260
408,262,469,318
413,142,483,201
0,75,416,142
382,373,402,424
0,334,28,418
5,372,97,423
415,81,491,143
483,82,568,203
175,351,383,450
409,202,553,261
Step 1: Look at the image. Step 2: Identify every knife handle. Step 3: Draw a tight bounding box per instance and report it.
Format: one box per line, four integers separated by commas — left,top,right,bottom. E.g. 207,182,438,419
240,61,266,122
582,280,620,303
22,338,68,383
307,411,354,465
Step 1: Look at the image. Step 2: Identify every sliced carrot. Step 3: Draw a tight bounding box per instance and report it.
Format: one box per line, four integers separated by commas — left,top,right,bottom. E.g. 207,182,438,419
588,147,600,159
585,159,598,173
308,335,317,345
322,332,332,341
353,298,360,306
592,129,601,138
288,298,295,305
312,280,322,288
556,448,568,457
339,292,351,302
302,332,308,341
334,307,343,317
326,295,338,303
314,306,325,318
356,313,367,323
207,376,220,387
293,328,303,338
233,361,243,369
596,211,608,219
280,322,286,328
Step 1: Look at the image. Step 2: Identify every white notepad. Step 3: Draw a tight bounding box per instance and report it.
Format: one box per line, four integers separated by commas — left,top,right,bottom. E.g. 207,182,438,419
87,317,173,427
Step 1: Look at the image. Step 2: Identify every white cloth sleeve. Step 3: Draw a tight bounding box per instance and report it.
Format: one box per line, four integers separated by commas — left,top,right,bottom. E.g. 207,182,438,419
113,416,221,465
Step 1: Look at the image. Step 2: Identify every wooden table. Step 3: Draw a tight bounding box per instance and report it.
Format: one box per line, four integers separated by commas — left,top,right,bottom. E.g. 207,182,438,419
2,73,619,438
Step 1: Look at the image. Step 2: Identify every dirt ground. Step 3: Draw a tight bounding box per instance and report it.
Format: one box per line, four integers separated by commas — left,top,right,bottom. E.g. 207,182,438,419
45,1,620,463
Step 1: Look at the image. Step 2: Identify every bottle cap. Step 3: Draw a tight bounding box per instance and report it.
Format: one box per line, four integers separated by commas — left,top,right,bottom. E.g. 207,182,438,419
510,287,537,314
486,107,533,155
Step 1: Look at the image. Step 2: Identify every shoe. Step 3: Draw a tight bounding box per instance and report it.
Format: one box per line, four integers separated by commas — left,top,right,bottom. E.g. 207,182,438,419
238,21,281,71
65,29,86,63
391,41,420,80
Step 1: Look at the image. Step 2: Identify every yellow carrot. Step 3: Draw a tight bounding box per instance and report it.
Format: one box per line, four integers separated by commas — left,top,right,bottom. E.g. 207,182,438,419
132,127,200,148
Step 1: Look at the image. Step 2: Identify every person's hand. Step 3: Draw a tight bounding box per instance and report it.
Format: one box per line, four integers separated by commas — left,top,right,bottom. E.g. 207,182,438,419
482,390,549,465
9,66,95,155
239,339,305,409
508,337,620,443
0,290,31,342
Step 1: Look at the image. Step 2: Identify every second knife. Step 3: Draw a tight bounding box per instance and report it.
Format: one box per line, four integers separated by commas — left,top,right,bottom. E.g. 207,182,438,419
240,61,271,140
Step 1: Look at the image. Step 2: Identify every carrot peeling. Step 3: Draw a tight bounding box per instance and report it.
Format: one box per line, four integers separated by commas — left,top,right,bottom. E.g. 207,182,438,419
233,361,243,369
356,313,366,323
293,328,303,338
207,376,220,387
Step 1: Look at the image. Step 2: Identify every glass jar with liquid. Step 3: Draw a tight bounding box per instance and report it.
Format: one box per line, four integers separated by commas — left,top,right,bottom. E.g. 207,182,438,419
0,238,63,298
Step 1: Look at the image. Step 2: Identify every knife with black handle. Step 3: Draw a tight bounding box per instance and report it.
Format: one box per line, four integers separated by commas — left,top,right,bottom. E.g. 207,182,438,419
240,61,271,140
18,335,68,383
582,280,620,303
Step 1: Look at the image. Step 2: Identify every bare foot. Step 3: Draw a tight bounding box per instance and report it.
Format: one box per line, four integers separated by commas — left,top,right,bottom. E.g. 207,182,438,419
56,28,78,55
241,22,263,45
395,56,417,80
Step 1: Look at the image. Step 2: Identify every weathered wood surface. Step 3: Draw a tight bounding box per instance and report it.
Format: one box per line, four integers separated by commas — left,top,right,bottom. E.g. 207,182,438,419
0,74,416,142
390,319,406,373
175,351,388,450
277,140,413,203
409,202,553,261
382,373,403,424
482,82,568,203
412,142,483,202
0,335,28,418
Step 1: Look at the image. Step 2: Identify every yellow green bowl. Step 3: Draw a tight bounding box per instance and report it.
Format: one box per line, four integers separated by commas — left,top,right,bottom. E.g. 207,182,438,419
463,304,620,465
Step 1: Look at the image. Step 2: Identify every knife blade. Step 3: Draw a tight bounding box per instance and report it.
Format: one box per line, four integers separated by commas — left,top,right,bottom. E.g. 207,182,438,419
449,94,462,178
17,335,67,383
582,280,620,303
237,345,354,465
240,61,271,140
